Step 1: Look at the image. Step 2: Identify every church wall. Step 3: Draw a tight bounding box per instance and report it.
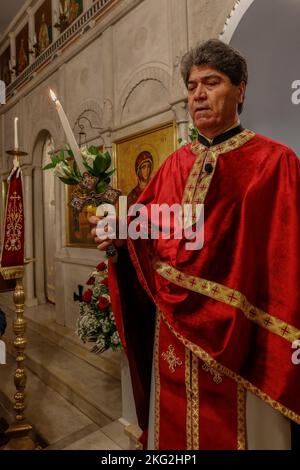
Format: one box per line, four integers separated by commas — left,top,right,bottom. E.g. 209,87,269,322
0,0,237,328
187,0,236,46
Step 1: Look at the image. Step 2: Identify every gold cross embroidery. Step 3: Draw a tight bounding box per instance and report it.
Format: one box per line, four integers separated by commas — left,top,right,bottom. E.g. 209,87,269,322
202,362,223,384
161,345,182,373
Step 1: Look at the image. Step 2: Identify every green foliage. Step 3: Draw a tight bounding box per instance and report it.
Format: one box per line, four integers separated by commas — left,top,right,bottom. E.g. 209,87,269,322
42,145,115,194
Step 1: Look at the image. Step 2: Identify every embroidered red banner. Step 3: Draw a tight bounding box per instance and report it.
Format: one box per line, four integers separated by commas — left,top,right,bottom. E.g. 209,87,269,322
0,168,24,267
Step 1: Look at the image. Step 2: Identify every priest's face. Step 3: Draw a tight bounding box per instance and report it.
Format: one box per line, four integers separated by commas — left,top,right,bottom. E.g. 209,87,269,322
187,65,245,139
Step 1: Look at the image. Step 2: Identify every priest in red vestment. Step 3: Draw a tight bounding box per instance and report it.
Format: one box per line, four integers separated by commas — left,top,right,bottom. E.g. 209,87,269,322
91,39,300,450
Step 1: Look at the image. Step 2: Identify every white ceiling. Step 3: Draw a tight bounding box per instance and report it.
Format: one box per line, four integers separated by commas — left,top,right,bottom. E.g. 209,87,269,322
0,0,28,36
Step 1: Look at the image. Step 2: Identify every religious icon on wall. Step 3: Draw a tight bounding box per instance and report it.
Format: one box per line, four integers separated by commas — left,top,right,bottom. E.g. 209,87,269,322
113,122,177,208
35,0,52,56
16,24,29,75
0,47,11,86
59,0,83,31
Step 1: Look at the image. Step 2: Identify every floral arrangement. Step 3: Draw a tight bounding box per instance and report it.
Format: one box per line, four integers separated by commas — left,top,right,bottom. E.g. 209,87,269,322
43,145,121,213
178,124,198,146
74,260,122,354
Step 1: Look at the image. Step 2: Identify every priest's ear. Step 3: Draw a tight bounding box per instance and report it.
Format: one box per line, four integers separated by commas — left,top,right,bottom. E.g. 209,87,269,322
237,80,246,114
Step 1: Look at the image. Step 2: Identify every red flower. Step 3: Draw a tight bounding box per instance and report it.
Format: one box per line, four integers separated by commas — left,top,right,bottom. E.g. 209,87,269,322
98,296,110,310
86,276,95,285
82,289,93,303
101,278,109,287
96,262,106,272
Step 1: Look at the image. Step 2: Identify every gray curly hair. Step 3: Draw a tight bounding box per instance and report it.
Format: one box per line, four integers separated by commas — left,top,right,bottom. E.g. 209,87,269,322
180,39,248,113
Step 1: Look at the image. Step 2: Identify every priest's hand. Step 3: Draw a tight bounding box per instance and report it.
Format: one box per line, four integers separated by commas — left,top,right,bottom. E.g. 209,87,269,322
89,215,126,252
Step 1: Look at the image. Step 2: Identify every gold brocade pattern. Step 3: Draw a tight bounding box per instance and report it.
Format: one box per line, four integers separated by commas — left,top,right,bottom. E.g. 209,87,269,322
202,362,223,385
160,310,300,425
154,312,161,450
237,384,247,450
185,349,192,450
191,353,199,450
185,350,199,450
161,345,183,373
4,191,23,252
183,129,255,206
155,261,300,344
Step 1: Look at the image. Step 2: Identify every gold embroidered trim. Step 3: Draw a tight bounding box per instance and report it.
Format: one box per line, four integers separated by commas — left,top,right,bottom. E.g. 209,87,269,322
5,191,23,252
202,362,223,385
182,147,208,205
237,384,247,450
161,345,183,373
185,349,192,450
160,310,300,425
155,261,300,344
154,312,161,450
191,353,199,450
183,129,255,206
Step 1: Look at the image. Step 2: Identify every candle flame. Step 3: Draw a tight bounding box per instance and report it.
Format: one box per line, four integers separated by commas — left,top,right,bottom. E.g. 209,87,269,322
49,89,57,103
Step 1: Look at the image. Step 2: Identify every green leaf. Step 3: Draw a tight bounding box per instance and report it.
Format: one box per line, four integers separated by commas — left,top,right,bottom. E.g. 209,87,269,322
59,149,65,160
95,180,108,193
88,146,99,156
67,146,74,158
102,151,112,171
94,155,106,175
50,155,61,165
42,162,56,170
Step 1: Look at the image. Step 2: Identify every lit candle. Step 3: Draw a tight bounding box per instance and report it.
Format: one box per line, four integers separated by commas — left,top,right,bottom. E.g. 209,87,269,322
14,117,19,149
33,33,37,45
49,89,85,174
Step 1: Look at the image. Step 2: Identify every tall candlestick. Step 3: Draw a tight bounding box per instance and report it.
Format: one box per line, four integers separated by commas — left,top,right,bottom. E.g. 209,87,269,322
49,89,85,174
14,117,19,150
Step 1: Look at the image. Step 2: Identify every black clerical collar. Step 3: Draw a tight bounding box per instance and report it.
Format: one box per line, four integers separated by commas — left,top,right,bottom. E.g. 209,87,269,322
197,124,244,147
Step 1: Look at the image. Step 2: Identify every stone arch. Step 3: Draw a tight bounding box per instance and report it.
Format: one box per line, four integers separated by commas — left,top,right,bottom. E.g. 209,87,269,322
220,0,255,42
71,99,103,128
117,66,172,125
223,0,300,154
30,120,60,168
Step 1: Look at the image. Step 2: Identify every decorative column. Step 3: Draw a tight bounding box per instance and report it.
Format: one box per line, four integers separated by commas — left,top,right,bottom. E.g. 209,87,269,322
172,101,189,143
102,27,114,154
23,165,37,307
9,32,16,81
26,7,35,65
33,166,46,304
0,173,8,242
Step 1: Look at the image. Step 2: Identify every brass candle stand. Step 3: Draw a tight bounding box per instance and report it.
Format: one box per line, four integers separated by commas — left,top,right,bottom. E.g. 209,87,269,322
0,147,36,450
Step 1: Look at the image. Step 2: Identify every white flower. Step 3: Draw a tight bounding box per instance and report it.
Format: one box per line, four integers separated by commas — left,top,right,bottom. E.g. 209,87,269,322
54,161,72,178
81,147,96,167
112,331,120,345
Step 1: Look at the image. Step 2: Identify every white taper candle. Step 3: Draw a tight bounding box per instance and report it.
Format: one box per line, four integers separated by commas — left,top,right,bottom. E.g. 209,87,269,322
49,89,85,174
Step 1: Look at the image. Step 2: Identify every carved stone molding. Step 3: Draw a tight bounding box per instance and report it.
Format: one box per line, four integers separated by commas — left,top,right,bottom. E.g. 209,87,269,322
117,66,172,126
